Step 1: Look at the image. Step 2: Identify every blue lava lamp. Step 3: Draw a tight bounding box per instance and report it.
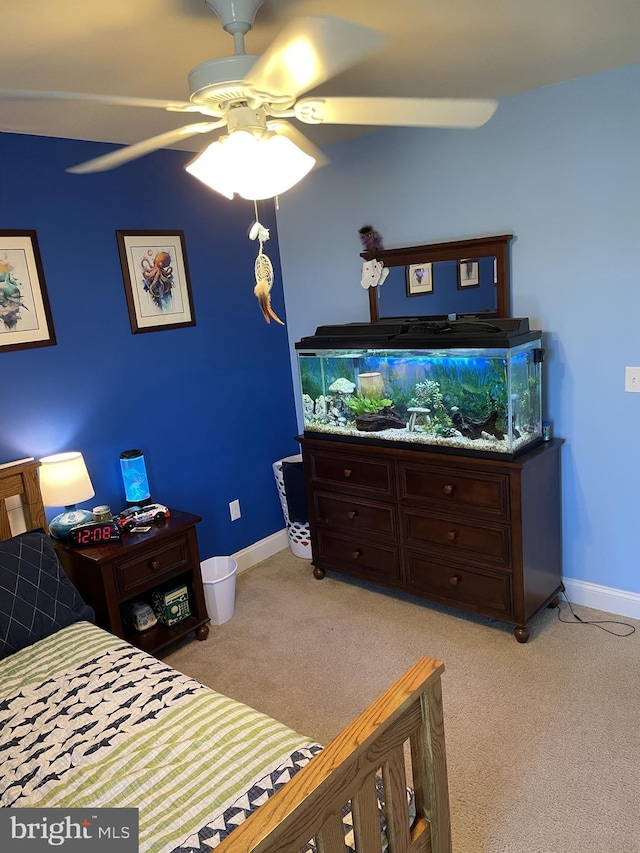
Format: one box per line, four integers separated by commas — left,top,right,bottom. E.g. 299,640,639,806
120,449,151,506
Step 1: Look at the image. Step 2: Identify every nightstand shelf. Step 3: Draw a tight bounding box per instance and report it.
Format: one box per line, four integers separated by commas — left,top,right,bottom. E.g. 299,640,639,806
55,508,210,654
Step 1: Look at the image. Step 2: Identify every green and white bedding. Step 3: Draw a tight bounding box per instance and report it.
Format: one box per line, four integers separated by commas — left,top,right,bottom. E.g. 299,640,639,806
0,621,322,853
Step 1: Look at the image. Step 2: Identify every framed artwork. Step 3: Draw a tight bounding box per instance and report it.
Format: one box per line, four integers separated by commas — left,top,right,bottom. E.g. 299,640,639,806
116,230,196,334
458,259,480,289
0,230,56,353
406,263,433,296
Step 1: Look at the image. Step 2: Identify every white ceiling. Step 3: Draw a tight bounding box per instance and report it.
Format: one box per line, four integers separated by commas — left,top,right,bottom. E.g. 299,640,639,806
2,0,639,162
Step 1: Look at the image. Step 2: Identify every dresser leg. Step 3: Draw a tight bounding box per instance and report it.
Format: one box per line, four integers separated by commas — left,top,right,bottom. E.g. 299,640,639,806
196,624,210,641
312,565,325,580
547,595,560,608
513,625,530,643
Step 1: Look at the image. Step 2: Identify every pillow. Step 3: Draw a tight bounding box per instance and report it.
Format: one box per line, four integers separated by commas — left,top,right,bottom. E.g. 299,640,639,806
0,528,94,660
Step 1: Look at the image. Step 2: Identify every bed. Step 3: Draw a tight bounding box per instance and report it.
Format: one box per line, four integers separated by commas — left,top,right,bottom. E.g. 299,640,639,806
0,458,452,853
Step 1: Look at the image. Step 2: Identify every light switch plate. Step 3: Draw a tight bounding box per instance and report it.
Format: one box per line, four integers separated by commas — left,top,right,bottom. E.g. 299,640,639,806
624,366,640,392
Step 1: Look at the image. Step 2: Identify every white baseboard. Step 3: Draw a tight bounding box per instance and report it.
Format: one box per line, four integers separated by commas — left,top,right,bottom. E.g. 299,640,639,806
562,577,640,621
232,529,289,573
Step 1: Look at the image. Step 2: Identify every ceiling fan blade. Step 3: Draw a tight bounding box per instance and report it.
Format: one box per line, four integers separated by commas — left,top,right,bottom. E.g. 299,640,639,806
294,97,498,129
67,121,225,174
0,88,206,114
267,120,329,169
246,16,386,101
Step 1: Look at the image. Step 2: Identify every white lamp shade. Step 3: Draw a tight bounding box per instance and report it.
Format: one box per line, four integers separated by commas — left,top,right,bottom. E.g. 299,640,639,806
39,452,95,508
185,129,315,200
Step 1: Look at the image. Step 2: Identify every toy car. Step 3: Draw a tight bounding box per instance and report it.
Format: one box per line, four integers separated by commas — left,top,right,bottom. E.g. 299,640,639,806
122,599,158,631
115,503,170,532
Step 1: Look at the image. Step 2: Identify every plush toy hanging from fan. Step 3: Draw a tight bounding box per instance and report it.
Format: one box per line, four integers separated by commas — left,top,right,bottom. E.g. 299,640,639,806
249,217,284,325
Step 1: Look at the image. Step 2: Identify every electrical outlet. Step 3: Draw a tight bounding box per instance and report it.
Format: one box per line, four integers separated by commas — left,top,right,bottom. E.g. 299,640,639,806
624,366,640,393
229,499,241,521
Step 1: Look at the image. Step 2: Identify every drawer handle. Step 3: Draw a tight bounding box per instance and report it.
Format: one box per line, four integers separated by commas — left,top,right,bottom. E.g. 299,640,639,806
447,530,457,542
343,468,352,479
150,559,161,571
448,574,462,586
346,510,359,520
351,549,362,560
443,484,454,496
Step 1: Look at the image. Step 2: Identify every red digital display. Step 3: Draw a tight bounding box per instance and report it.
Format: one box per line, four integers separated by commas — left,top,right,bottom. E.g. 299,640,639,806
68,522,121,548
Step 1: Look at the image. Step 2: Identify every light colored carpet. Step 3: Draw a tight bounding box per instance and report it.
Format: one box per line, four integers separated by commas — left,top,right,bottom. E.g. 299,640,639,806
163,549,640,853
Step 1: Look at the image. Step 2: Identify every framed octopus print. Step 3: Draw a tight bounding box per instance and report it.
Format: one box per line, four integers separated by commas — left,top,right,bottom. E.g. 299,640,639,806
116,230,196,334
1,230,56,352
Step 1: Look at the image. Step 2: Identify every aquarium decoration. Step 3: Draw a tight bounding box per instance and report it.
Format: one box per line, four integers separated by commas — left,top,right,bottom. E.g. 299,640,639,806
295,318,545,459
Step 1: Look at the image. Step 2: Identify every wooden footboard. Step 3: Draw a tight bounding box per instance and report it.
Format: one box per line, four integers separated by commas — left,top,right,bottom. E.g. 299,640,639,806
215,656,451,853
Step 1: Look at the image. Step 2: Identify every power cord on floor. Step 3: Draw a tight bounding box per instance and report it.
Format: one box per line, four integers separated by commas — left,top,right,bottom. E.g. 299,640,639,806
556,584,636,637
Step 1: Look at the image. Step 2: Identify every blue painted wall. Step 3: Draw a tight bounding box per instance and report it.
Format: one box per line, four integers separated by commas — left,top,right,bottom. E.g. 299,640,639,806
277,63,640,601
0,132,299,561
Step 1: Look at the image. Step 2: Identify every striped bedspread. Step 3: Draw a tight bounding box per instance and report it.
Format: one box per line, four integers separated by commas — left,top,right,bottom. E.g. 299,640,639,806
0,622,321,853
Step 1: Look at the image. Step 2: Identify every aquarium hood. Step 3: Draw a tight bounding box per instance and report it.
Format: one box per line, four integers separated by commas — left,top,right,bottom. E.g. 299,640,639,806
296,317,540,350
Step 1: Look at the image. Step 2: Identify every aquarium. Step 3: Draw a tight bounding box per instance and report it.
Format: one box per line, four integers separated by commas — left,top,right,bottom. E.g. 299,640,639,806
295,318,544,458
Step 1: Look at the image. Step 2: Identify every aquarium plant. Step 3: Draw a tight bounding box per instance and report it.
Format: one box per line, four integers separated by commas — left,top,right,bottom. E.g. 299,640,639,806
409,379,455,436
345,390,393,415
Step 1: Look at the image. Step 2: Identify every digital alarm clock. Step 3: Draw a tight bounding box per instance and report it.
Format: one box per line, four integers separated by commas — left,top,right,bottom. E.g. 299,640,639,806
67,521,121,548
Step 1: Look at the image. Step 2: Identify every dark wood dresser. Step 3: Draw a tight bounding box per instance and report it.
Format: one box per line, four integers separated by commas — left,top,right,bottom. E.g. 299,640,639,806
298,436,564,642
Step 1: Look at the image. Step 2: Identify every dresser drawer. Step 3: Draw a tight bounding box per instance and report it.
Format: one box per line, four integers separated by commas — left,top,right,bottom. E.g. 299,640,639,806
398,462,509,520
315,529,401,584
405,552,513,616
313,491,397,539
402,508,511,569
308,451,395,498
115,535,191,596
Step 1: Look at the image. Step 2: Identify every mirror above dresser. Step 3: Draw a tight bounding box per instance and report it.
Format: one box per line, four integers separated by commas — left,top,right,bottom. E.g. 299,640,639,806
361,234,513,323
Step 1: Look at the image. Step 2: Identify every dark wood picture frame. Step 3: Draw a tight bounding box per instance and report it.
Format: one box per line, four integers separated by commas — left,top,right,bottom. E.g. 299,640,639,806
457,258,480,289
0,230,56,353
116,230,196,334
405,262,434,297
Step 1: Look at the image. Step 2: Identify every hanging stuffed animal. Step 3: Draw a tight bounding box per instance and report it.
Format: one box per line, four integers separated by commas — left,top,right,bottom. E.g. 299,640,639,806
249,219,284,325
360,258,389,289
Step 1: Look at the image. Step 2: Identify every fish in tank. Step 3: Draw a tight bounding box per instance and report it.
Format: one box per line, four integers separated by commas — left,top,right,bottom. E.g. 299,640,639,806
296,341,544,458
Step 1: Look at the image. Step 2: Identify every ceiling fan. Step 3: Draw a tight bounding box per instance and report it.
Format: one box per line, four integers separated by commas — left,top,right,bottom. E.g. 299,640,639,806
0,0,498,199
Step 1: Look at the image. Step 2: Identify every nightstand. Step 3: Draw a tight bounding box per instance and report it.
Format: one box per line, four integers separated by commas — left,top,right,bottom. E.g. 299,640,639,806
54,508,210,654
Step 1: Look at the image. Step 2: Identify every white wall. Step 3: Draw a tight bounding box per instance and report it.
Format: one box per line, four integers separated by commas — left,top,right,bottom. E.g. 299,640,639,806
276,63,640,608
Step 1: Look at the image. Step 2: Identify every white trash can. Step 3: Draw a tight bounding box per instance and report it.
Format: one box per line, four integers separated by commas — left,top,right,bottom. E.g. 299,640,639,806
201,556,238,625
272,454,312,559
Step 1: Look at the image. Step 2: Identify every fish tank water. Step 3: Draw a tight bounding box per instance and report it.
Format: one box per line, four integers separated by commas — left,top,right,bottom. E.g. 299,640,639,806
295,318,544,458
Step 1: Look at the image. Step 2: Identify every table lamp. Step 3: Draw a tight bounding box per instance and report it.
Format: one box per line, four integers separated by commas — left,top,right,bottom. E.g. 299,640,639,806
39,451,95,540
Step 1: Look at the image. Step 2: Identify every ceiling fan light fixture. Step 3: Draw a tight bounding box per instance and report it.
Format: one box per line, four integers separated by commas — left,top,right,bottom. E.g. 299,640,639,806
185,127,315,201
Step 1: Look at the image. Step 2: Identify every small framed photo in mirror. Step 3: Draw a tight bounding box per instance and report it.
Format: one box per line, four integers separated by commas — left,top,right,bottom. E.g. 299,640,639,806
406,263,433,296
458,259,480,288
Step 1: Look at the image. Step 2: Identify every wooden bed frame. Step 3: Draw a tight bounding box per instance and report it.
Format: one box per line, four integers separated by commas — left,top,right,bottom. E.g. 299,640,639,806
0,458,452,853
